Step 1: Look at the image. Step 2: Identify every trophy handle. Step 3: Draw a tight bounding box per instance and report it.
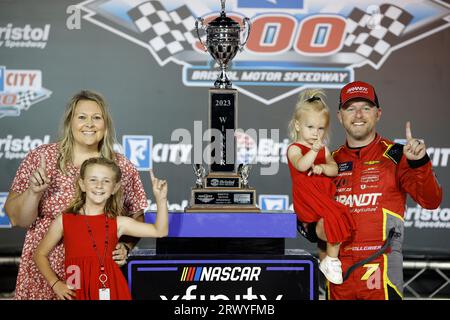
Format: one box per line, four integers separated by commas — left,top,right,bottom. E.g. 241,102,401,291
239,17,251,51
195,17,207,52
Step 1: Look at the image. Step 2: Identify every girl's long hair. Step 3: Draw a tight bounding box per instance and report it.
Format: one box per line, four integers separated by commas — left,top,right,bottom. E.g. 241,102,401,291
58,90,117,174
63,157,124,218
287,89,330,143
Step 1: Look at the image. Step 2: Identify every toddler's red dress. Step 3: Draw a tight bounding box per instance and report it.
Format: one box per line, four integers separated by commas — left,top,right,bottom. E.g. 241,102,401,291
287,143,355,243
63,213,131,300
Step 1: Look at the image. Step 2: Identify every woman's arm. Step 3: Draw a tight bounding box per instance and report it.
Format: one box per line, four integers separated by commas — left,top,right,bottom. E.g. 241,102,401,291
5,190,44,228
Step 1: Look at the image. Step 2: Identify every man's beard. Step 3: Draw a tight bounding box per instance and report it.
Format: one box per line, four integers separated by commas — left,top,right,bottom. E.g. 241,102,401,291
346,124,374,141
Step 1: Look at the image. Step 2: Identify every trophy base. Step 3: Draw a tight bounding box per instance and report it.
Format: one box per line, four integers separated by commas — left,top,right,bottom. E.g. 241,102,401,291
185,206,261,213
185,187,260,213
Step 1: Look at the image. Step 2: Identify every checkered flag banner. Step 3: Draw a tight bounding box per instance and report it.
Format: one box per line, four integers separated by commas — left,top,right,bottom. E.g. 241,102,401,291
344,4,413,65
16,90,39,110
128,1,204,63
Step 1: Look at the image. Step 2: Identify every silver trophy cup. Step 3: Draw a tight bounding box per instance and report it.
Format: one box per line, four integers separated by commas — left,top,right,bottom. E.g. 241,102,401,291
195,0,251,89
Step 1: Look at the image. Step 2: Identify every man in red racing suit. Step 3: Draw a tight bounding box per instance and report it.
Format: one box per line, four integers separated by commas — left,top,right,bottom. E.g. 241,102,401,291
328,81,442,300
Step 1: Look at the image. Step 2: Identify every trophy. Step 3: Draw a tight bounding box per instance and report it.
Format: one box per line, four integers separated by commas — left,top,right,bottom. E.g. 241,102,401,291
238,164,251,189
185,0,259,212
195,0,251,89
193,164,206,188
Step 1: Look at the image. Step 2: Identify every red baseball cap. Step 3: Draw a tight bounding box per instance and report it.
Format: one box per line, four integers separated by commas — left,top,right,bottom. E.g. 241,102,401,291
339,81,379,109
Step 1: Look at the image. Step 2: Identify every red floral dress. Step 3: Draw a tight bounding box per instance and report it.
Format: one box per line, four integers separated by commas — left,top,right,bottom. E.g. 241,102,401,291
11,143,148,300
287,143,355,243
63,213,131,300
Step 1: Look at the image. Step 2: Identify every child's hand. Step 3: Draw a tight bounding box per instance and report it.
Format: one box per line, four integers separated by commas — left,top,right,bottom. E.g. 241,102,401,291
311,139,323,152
308,164,324,176
53,280,76,300
150,170,168,203
312,164,324,175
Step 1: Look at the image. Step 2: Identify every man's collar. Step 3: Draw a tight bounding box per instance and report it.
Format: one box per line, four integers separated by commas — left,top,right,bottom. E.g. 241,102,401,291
344,133,380,156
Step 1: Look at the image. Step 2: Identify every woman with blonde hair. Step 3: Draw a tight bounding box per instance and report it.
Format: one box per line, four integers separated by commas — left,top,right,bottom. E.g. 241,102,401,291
287,89,355,285
5,90,148,299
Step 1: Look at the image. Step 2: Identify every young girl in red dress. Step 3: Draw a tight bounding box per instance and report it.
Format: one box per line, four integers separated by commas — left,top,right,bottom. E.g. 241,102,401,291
287,89,355,285
34,157,168,300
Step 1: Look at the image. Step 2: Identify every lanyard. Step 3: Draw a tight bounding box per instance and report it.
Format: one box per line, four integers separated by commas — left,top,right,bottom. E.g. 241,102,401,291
82,207,109,288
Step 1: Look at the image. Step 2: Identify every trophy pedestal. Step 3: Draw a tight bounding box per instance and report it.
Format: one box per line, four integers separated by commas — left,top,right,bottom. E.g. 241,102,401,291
186,172,260,212
185,188,259,212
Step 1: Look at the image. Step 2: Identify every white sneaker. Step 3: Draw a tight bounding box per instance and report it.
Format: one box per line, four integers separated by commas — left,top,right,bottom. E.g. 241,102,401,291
319,256,343,284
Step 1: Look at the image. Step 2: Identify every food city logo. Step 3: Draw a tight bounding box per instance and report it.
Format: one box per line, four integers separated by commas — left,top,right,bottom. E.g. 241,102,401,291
0,23,50,49
75,0,450,105
0,192,11,228
118,128,289,175
0,135,51,160
122,135,153,170
0,66,52,119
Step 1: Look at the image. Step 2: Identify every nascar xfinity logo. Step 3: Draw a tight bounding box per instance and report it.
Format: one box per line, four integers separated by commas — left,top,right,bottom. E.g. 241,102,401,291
0,66,52,118
77,0,449,105
180,266,261,282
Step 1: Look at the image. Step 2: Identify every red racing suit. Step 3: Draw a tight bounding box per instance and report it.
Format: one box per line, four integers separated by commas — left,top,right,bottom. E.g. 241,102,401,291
328,134,442,300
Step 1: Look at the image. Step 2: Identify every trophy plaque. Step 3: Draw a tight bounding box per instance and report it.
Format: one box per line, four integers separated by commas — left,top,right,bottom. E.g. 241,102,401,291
185,0,259,212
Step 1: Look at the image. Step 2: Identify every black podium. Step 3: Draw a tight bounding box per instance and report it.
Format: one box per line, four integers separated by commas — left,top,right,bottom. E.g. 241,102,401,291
127,211,318,300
